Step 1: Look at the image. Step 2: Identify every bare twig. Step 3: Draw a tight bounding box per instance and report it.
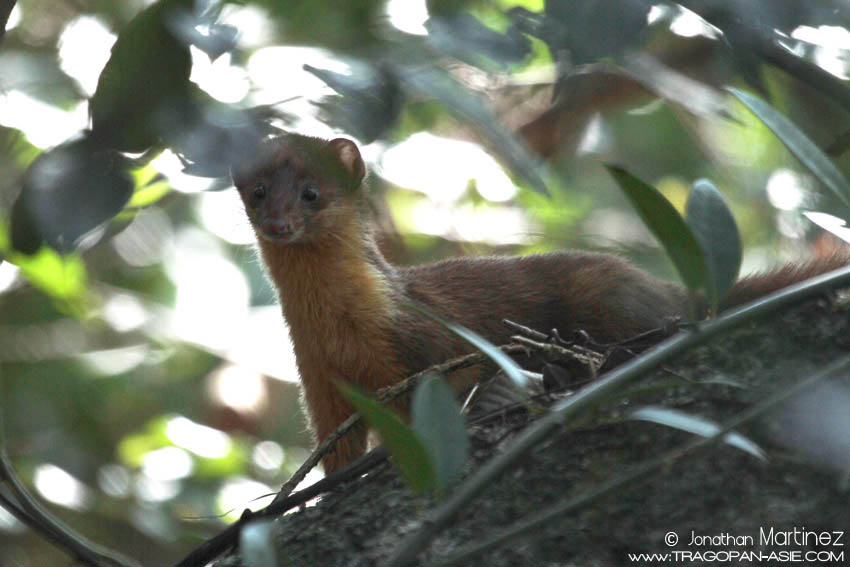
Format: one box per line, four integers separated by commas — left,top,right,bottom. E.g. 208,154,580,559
510,335,603,372
272,343,528,504
177,343,529,567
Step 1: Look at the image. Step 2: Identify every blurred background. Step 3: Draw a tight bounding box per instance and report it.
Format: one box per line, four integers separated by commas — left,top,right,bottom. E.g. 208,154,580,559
1,0,849,564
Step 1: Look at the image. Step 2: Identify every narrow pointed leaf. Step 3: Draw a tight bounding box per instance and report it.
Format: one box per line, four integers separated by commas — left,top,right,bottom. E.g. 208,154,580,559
630,406,766,460
11,139,134,254
606,166,707,292
802,211,850,244
728,87,850,210
412,376,470,490
406,301,527,388
686,179,742,309
338,382,436,494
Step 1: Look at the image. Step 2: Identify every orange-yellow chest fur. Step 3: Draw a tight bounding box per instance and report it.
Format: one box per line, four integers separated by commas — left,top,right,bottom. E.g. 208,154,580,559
257,229,405,394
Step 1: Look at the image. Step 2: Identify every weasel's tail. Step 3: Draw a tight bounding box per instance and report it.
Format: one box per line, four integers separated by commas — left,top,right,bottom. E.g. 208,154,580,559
719,252,850,310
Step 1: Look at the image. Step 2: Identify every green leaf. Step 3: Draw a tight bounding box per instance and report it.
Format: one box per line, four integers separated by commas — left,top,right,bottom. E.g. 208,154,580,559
728,87,850,210
11,138,134,254
406,301,528,388
412,376,470,490
0,234,91,316
90,0,194,152
685,179,742,309
127,176,172,209
629,406,766,460
240,520,279,567
606,166,707,293
337,382,436,494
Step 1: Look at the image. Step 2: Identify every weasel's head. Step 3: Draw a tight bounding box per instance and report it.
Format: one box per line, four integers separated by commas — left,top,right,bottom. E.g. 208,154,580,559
230,134,366,244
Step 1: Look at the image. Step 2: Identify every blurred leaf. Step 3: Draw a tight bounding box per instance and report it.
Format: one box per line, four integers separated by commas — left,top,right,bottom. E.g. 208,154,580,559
305,63,403,144
127,166,172,208
606,166,707,293
685,179,742,309
425,13,532,68
173,13,238,62
90,0,194,152
11,138,134,254
412,375,470,490
629,406,766,460
338,382,436,494
241,520,279,567
544,0,649,64
257,0,383,51
728,87,850,211
399,64,548,195
0,244,90,315
407,300,528,388
168,86,275,178
0,125,40,170
620,54,733,121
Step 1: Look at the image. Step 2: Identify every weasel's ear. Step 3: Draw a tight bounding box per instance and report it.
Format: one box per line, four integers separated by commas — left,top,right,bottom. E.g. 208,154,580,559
328,138,365,186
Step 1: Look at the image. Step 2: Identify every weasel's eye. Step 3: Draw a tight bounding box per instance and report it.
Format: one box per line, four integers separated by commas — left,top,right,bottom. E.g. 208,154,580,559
302,185,319,202
253,184,266,200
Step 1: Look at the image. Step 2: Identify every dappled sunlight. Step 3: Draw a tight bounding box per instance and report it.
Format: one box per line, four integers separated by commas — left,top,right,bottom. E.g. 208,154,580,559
0,262,19,293
5,5,21,31
208,363,269,414
165,416,233,459
220,4,275,50
409,200,537,246
766,168,808,211
101,292,151,333
197,189,256,245
386,0,429,36
251,440,285,473
791,25,850,79
662,5,719,39
380,132,518,204
244,45,347,137
111,206,174,267
151,150,215,193
134,475,181,504
190,48,250,104
97,463,132,499
142,447,194,481
0,91,88,148
33,464,92,511
225,305,300,383
216,476,275,519
58,15,116,96
166,228,251,351
77,344,150,376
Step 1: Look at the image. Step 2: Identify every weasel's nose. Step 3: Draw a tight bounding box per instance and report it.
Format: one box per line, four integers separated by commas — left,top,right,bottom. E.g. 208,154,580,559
261,218,292,238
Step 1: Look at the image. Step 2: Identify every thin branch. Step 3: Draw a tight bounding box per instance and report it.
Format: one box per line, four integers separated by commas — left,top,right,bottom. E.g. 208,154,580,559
271,344,528,504
387,265,850,566
176,447,389,567
176,344,529,567
0,404,142,567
